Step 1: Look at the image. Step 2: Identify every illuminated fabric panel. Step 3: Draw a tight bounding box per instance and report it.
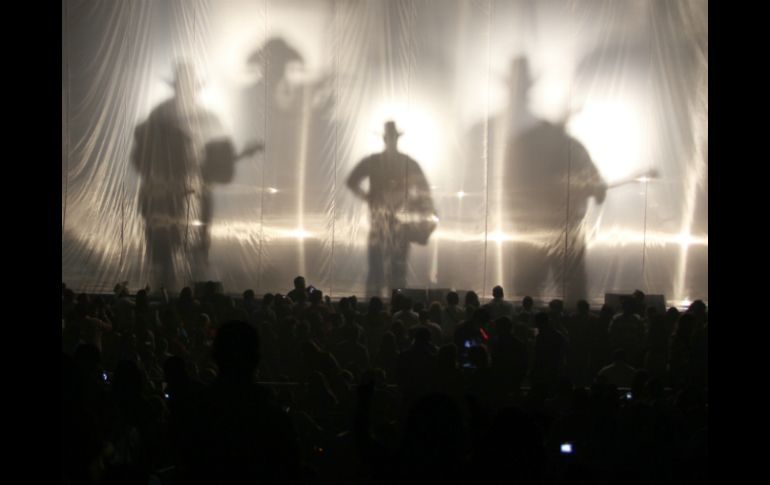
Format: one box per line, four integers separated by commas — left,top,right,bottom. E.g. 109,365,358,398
62,0,707,306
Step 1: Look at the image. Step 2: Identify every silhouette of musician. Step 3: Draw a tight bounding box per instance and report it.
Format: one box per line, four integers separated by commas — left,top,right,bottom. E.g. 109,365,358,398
502,56,607,303
242,37,334,218
132,61,260,290
347,121,436,296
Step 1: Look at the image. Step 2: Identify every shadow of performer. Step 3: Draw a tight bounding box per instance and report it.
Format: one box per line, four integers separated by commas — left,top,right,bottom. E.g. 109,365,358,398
132,61,257,290
502,56,607,303
347,121,436,297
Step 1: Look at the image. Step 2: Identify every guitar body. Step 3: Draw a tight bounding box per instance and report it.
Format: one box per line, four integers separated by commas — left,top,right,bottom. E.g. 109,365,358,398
402,219,437,245
202,139,263,184
400,197,438,245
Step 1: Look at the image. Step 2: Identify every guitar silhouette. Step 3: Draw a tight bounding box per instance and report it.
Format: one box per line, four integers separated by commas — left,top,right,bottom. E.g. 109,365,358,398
202,140,264,184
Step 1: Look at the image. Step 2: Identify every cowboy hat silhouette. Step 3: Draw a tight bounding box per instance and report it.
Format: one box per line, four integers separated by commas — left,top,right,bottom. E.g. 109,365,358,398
382,120,403,138
165,61,203,91
247,37,303,68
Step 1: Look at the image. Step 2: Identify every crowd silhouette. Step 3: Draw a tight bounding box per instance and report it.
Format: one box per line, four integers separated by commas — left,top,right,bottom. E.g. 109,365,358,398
62,278,707,484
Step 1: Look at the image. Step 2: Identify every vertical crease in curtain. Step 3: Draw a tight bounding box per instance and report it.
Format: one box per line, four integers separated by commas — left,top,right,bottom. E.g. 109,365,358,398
481,0,492,300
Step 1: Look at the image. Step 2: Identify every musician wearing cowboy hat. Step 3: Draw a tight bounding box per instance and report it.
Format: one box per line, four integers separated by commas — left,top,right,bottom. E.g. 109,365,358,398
347,121,436,296
500,56,606,304
132,61,244,290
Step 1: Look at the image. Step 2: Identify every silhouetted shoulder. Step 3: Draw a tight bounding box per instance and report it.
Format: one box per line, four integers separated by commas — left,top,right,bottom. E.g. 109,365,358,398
184,380,299,484
404,154,424,171
516,120,563,142
349,154,377,176
530,121,592,160
146,98,177,123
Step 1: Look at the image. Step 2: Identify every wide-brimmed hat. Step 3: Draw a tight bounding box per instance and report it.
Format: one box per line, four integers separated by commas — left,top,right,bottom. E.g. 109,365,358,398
165,61,203,90
247,37,303,67
383,120,403,138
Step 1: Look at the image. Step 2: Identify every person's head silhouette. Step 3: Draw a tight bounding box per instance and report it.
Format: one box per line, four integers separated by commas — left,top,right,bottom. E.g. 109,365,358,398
383,120,402,153
248,37,303,83
522,295,534,311
577,299,590,315
293,276,306,291
506,55,534,106
368,296,384,314
167,61,202,103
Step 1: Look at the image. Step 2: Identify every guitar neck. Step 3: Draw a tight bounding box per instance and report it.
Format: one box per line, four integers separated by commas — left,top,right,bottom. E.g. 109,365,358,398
607,170,659,189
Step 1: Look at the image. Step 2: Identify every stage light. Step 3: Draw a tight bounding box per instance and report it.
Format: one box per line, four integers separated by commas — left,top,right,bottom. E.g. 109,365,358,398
363,100,442,174
675,232,696,248
199,84,225,112
289,228,310,240
679,298,692,309
487,230,508,243
567,98,647,184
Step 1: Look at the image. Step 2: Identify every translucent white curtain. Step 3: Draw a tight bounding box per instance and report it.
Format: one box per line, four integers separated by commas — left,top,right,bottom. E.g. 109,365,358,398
62,0,707,306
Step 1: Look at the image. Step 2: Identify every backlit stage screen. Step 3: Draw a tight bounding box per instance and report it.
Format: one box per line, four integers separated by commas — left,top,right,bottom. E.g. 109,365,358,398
62,0,707,306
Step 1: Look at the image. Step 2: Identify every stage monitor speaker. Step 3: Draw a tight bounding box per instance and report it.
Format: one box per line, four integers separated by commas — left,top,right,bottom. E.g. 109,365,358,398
427,288,452,304
604,293,666,314
398,288,428,304
194,281,224,297
398,288,455,304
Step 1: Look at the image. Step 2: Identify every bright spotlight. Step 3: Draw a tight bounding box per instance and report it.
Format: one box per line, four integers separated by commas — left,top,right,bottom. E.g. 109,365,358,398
676,233,695,248
456,191,466,199
199,84,225,111
487,230,507,243
567,99,646,183
289,228,310,240
679,298,692,309
364,100,441,173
